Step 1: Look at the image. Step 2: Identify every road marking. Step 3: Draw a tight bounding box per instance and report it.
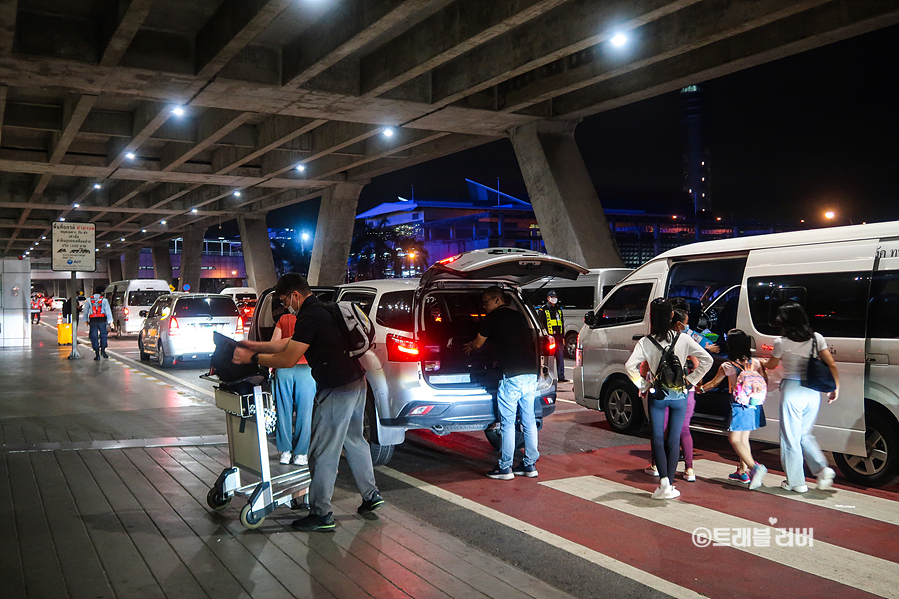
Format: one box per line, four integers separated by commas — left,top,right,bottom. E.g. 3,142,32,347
379,467,706,599
693,459,899,527
542,475,899,598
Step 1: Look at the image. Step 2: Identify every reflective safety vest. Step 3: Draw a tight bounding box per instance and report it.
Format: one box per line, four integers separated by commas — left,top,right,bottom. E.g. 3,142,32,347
89,296,104,319
543,305,563,334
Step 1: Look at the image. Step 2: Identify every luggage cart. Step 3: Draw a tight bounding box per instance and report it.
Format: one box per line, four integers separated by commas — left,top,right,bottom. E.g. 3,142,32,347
203,375,311,529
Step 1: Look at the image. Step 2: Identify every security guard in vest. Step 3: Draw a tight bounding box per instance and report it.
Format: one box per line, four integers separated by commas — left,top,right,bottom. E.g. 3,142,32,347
540,290,567,382
83,285,113,361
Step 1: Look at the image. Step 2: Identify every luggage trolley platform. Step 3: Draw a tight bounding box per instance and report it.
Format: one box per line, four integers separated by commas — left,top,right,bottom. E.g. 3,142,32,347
203,375,311,528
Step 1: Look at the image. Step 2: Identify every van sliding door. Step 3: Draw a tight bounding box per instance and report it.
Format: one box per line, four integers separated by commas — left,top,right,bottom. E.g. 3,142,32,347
743,240,879,455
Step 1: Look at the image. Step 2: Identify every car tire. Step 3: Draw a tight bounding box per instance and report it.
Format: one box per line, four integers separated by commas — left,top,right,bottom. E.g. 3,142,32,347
363,389,394,467
565,331,578,360
157,342,173,368
834,403,899,487
602,378,645,434
484,428,525,452
138,337,149,361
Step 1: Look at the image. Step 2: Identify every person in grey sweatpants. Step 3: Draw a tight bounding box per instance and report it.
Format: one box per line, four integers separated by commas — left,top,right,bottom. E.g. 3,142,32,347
307,378,378,517
233,273,383,532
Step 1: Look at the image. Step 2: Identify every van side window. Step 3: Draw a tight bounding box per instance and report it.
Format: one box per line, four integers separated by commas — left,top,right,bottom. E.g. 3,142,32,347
867,272,899,339
113,291,125,307
747,272,870,338
376,291,414,332
527,287,594,310
338,291,376,315
593,283,653,327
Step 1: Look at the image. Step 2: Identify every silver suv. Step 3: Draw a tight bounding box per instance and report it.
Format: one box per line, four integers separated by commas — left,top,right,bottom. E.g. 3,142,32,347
340,248,587,465
138,293,245,367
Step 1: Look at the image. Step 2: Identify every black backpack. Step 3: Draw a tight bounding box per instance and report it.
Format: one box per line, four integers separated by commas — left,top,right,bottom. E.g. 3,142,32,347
646,333,687,393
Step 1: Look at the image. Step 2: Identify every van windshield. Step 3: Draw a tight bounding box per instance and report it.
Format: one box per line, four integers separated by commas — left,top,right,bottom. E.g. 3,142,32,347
128,290,168,306
174,298,238,317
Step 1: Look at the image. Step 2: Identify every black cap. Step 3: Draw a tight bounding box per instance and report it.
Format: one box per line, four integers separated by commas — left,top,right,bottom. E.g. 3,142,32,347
547,290,558,298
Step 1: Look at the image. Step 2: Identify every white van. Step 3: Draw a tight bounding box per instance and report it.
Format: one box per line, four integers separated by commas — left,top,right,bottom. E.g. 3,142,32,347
219,287,257,302
104,279,171,338
574,221,899,487
523,268,631,358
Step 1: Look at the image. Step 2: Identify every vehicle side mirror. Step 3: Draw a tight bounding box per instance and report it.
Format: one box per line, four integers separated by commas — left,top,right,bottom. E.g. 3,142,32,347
139,310,148,317
584,311,596,327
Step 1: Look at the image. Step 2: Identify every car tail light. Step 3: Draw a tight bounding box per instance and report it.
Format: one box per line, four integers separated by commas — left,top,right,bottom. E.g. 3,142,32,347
123,307,129,321
387,333,419,362
168,317,180,336
236,316,244,335
541,335,556,356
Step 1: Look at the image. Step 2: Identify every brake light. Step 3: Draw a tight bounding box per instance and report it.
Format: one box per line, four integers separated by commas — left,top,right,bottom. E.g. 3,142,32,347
123,307,129,321
168,317,180,336
387,333,419,362
542,335,556,356
236,316,244,335
438,254,460,264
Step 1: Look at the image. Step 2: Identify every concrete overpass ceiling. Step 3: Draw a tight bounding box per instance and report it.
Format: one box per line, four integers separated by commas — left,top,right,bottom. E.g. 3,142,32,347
1,0,896,259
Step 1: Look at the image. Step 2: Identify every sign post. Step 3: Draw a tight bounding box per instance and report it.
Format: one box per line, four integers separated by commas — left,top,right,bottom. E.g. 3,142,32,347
52,222,96,359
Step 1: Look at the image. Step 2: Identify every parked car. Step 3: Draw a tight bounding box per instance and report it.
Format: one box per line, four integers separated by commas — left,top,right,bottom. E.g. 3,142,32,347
523,268,631,358
51,297,64,311
333,248,585,465
105,279,171,338
138,293,244,367
236,298,257,324
574,221,899,487
220,287,257,303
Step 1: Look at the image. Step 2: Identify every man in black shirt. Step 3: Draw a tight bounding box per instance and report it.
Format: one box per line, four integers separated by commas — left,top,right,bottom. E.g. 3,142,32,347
233,273,382,532
464,286,540,480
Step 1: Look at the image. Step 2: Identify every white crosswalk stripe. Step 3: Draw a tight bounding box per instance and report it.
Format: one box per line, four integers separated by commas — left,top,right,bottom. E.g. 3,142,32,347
541,475,899,598
693,459,899,527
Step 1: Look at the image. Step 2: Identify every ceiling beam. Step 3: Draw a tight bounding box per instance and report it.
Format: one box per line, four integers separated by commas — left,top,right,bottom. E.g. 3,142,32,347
498,0,833,113
360,0,569,97
281,0,433,88
195,0,295,79
429,0,699,107
100,0,158,67
159,109,255,171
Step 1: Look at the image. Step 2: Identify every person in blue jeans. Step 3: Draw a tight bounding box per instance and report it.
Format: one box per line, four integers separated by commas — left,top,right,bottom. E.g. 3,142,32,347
465,286,539,480
626,299,712,499
83,286,113,361
271,313,316,466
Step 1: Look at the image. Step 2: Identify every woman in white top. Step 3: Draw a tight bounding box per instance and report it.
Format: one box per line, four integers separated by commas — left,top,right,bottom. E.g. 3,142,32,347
625,299,713,499
762,302,839,493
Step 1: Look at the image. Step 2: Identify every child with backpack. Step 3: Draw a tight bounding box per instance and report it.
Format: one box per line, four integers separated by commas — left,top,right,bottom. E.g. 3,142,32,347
697,329,768,490
626,299,713,500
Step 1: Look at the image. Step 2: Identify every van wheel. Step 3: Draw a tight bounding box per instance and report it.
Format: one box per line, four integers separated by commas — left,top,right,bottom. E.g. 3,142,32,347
834,404,899,487
602,379,644,434
565,332,578,360
363,390,394,466
138,337,149,361
484,428,525,452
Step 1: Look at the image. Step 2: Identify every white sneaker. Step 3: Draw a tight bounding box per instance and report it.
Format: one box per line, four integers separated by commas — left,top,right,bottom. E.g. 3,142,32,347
279,451,291,465
662,485,681,500
781,480,809,493
651,477,671,499
817,467,836,490
293,454,308,466
684,468,696,482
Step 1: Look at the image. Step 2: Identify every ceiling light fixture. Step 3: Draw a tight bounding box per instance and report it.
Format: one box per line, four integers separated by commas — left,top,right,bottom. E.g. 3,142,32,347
160,220,167,225
233,191,241,197
296,164,306,172
93,183,102,189
191,208,198,214
125,152,136,160
382,127,395,138
610,33,627,47
171,106,185,116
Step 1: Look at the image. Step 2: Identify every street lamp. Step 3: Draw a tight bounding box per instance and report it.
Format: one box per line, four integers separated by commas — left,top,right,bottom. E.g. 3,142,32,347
824,211,854,225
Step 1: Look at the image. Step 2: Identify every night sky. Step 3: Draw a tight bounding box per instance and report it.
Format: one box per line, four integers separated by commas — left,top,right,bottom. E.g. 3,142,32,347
265,24,898,236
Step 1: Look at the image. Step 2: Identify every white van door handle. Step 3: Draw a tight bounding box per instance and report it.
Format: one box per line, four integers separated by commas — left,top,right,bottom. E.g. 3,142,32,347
866,353,889,366
632,334,644,341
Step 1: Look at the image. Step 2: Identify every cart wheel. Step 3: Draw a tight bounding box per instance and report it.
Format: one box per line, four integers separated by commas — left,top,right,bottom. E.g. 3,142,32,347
206,487,231,511
240,503,265,529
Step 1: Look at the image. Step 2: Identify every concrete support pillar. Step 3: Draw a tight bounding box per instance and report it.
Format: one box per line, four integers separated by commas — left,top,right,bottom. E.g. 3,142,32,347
237,215,278,293
107,256,123,282
151,241,173,284
123,249,140,279
509,120,623,268
308,182,364,286
179,228,204,292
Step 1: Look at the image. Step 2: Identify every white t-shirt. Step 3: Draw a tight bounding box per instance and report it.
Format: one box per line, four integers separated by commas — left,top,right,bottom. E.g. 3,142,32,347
771,333,828,380
625,332,714,389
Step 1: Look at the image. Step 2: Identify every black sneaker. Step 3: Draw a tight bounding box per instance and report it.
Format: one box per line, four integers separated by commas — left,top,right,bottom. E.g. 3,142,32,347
357,492,385,517
291,512,335,532
93,353,101,361
487,467,514,480
512,463,538,478
101,349,109,359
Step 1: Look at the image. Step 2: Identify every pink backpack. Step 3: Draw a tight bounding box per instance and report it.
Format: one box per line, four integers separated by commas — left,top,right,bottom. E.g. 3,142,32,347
732,360,767,406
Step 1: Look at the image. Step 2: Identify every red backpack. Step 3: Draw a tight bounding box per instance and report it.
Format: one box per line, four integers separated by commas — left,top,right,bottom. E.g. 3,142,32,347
89,296,104,318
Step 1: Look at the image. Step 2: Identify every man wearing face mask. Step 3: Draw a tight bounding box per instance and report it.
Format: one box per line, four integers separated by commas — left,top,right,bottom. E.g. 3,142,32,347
232,273,382,533
540,290,567,382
